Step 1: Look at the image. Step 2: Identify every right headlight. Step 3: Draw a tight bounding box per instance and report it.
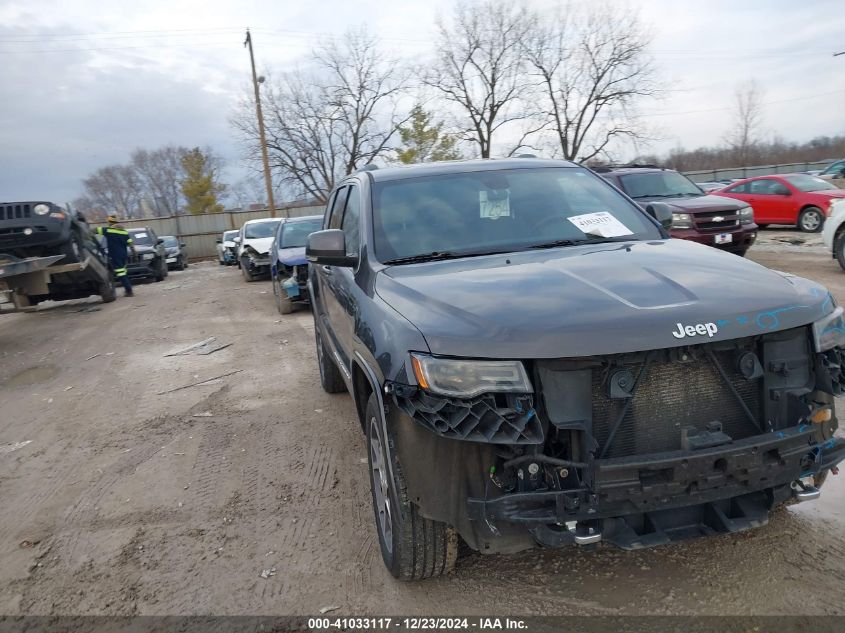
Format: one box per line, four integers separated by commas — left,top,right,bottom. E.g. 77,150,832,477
671,213,692,229
813,305,845,352
410,354,533,398
33,204,50,215
738,206,754,224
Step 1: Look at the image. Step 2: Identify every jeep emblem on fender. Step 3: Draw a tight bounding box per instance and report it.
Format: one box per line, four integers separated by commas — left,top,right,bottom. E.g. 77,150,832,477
672,322,719,339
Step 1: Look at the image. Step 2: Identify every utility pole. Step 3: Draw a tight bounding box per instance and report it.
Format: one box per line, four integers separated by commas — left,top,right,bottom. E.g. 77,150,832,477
244,29,280,219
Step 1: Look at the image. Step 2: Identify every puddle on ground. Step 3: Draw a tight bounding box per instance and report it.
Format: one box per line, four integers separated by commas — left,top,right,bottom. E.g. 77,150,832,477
2,365,60,387
789,470,845,522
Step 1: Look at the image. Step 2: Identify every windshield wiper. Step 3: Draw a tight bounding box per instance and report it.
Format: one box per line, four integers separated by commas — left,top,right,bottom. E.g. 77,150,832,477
383,250,504,265
527,237,634,250
630,193,678,199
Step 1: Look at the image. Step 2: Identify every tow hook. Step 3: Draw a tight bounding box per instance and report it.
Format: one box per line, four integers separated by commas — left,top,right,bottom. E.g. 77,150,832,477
791,478,821,502
566,521,602,545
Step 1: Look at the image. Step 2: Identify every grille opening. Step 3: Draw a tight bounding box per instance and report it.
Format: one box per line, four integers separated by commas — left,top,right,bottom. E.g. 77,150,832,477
592,349,762,458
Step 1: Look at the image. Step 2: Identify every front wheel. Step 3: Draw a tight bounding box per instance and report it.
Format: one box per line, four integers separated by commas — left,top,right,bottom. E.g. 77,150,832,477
273,275,294,314
366,394,458,580
99,275,116,303
241,258,255,282
835,234,845,272
799,206,824,232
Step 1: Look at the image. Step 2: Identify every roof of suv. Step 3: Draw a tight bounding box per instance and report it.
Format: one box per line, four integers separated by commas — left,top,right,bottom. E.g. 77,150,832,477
360,158,578,183
592,165,672,176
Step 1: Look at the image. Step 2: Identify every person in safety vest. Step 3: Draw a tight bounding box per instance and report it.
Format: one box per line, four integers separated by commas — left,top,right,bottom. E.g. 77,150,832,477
95,215,136,297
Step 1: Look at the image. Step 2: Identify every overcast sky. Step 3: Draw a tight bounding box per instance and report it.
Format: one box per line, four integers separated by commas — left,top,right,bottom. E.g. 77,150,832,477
0,0,842,203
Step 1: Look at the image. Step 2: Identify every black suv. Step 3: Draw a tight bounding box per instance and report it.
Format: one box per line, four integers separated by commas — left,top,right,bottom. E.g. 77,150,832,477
596,165,758,256
0,201,97,263
307,158,845,580
126,227,168,281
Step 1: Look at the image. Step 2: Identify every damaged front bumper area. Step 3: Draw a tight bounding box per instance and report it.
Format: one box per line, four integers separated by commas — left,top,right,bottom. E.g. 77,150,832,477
388,326,845,553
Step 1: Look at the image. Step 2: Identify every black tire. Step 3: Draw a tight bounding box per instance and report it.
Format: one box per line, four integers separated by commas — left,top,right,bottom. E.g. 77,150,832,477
273,275,294,315
241,258,255,282
314,318,346,394
757,224,769,229
798,206,824,233
218,259,225,266
366,394,458,580
154,258,165,282
835,233,845,271
99,275,116,303
57,229,85,264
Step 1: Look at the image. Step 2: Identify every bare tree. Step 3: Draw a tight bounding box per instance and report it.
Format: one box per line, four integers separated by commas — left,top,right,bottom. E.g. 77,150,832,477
522,3,660,162
425,0,534,158
725,81,765,167
130,146,188,216
233,28,408,203
81,164,144,219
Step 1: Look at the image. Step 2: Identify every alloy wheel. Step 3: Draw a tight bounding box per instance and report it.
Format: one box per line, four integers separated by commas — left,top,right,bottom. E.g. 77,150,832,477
369,417,393,554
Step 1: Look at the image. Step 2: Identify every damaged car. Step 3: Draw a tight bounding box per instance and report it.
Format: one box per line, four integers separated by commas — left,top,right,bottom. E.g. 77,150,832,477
216,230,239,265
307,158,845,580
270,214,322,314
237,218,280,282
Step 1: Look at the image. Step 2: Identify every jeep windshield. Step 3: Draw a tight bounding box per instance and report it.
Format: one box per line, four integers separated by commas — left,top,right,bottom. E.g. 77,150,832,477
245,221,279,239
281,218,322,248
128,230,154,246
372,167,661,263
619,171,703,199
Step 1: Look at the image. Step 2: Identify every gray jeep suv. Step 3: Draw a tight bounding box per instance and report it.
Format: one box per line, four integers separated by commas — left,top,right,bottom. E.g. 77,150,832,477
306,158,845,580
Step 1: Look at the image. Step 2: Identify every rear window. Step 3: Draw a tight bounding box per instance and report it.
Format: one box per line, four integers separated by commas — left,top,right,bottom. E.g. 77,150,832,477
372,167,661,262
782,174,837,192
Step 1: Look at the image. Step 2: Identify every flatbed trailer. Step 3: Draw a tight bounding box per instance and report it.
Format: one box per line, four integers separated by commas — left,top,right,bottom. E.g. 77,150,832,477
0,253,115,312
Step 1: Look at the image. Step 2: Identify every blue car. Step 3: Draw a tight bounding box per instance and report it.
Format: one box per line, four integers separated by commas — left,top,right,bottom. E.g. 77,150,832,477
270,214,323,314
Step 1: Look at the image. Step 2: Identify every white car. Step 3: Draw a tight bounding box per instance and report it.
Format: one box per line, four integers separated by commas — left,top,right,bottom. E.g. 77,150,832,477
216,230,238,266
236,217,280,282
821,199,845,269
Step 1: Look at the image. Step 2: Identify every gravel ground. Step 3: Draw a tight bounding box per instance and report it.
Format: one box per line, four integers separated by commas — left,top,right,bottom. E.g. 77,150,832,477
0,234,844,616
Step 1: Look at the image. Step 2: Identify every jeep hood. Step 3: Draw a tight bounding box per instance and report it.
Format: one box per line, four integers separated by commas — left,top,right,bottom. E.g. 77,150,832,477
375,239,832,359
278,246,307,267
242,237,274,255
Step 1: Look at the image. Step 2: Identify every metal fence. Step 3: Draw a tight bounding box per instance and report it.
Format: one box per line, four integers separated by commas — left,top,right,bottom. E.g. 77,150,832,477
95,205,324,260
684,160,834,183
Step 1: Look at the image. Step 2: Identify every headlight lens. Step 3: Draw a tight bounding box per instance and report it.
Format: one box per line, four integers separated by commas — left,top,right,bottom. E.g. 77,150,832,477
739,206,754,224
671,213,692,229
33,204,50,215
410,354,533,398
813,305,845,352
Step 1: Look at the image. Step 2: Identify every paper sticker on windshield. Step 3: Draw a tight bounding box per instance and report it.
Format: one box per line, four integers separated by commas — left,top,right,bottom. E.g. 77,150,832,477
568,212,633,238
134,232,148,239
479,190,510,219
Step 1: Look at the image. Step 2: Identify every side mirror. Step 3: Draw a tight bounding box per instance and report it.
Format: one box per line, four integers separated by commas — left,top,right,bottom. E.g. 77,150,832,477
216,238,222,243
306,229,356,267
781,189,792,196
645,202,673,230
156,238,164,245
233,237,241,244
180,242,186,248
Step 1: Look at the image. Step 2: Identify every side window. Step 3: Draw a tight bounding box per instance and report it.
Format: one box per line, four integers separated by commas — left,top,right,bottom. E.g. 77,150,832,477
750,179,775,195
771,181,790,195
341,186,361,256
328,187,349,230
727,182,747,194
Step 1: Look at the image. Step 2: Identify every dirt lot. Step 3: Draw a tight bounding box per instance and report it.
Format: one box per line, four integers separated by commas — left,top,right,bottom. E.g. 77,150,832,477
1,232,844,616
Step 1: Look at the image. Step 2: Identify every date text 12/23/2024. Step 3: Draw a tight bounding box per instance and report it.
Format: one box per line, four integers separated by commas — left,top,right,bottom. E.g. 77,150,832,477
308,617,528,631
